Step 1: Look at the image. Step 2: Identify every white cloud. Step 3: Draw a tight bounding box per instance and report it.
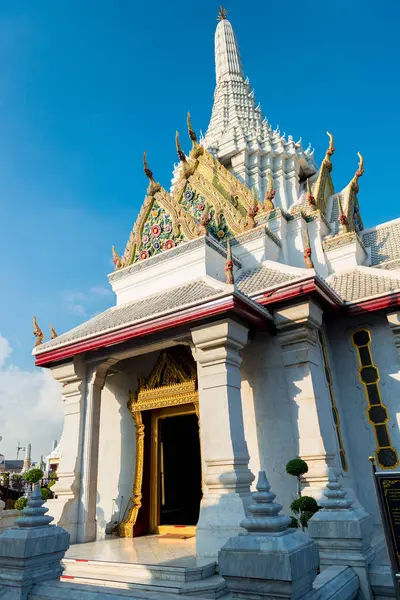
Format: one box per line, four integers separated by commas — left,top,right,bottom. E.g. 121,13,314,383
0,334,63,462
61,291,87,317
0,335,11,368
91,286,112,297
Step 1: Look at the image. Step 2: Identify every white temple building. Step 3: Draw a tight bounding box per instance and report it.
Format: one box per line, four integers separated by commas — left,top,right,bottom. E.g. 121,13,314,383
32,7,400,564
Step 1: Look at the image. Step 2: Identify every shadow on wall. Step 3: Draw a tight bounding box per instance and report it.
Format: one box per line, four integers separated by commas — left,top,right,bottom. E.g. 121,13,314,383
240,330,299,514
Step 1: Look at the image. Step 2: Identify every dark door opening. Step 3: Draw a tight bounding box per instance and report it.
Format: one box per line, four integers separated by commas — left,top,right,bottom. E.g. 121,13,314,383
159,414,202,526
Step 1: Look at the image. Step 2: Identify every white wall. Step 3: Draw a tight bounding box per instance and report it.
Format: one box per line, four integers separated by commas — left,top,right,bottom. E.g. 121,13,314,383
96,352,159,539
326,312,400,523
241,332,298,514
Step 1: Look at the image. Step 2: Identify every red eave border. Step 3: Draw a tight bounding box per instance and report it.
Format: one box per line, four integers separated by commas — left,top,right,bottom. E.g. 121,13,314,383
34,293,271,367
347,291,400,315
256,276,343,311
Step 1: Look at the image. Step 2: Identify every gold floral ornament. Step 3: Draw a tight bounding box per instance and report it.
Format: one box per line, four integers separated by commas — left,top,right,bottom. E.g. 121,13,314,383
50,324,58,339
264,171,275,212
33,316,44,348
225,239,234,284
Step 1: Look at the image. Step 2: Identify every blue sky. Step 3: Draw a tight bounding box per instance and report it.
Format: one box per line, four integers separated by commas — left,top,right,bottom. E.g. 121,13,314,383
0,0,399,457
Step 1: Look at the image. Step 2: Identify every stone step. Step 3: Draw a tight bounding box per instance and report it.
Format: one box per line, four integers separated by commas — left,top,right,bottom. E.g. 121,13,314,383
59,572,227,598
29,579,196,600
62,557,216,582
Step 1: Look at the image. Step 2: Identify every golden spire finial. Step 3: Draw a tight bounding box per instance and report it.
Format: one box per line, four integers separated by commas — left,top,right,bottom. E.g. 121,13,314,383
50,324,58,339
175,131,187,163
187,112,198,145
264,171,275,212
225,239,234,284
217,5,228,20
303,227,314,269
112,245,123,270
33,316,44,348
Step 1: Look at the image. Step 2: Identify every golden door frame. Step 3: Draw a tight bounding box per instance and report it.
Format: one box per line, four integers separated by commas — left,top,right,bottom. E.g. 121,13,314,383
119,349,199,538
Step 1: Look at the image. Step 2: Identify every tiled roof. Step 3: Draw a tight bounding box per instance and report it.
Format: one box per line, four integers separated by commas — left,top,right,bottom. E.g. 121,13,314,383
35,280,227,354
327,269,400,302
362,221,400,266
237,265,300,296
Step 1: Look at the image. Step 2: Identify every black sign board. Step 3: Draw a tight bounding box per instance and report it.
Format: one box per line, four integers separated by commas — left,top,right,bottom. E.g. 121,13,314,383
370,460,400,599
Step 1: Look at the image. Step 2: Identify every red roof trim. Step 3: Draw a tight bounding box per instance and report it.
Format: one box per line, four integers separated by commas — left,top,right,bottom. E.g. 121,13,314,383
34,294,271,367
347,291,400,315
255,277,343,310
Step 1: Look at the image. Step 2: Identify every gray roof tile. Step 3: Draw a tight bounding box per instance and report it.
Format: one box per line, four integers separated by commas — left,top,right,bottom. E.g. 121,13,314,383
35,280,226,354
237,265,299,295
328,269,400,302
362,221,400,266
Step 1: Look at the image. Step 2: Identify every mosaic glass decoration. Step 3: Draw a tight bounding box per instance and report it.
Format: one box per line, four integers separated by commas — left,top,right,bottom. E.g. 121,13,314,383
134,200,185,261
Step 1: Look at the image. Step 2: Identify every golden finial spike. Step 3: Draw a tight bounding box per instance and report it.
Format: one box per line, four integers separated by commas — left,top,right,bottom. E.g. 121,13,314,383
50,324,58,339
187,112,198,145
143,150,154,181
112,245,123,270
175,131,187,163
326,131,335,158
217,5,228,20
33,316,44,348
225,239,234,284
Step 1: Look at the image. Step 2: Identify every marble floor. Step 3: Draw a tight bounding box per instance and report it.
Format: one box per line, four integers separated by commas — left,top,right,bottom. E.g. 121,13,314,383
65,534,206,568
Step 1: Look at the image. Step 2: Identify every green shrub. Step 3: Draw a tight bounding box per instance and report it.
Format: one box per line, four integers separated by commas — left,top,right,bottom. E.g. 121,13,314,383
40,487,52,501
291,496,318,515
286,458,309,478
14,496,28,511
300,511,315,528
22,468,44,484
289,516,299,528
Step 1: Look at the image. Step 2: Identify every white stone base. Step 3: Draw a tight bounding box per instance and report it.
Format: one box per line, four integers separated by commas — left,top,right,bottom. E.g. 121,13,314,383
196,491,252,559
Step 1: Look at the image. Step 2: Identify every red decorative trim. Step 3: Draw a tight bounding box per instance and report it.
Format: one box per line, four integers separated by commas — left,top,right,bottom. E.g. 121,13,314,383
256,277,342,310
35,294,271,367
347,292,400,315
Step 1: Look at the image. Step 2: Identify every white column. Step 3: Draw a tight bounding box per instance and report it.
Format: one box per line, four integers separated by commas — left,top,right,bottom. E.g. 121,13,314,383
77,358,118,543
275,300,340,499
47,358,86,543
387,311,400,358
191,318,255,559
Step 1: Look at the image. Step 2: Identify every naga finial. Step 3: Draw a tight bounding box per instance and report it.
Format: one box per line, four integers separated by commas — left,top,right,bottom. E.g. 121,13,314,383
112,245,123,270
217,5,228,21
307,179,316,208
356,152,364,179
33,316,44,348
187,112,198,145
326,131,335,158
50,324,58,339
225,239,234,284
143,150,154,181
303,228,314,269
175,131,187,163
264,171,275,212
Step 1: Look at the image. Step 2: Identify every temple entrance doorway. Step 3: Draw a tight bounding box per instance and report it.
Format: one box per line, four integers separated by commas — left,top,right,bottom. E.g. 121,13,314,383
150,404,202,535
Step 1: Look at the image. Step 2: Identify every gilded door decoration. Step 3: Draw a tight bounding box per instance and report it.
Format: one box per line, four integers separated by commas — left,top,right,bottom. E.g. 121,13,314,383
119,347,199,537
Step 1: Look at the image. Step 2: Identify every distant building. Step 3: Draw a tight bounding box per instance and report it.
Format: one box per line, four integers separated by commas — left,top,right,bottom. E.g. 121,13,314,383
0,460,24,474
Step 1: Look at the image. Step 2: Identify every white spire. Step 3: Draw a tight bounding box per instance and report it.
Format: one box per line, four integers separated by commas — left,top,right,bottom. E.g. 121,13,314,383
215,18,244,83
202,10,317,211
